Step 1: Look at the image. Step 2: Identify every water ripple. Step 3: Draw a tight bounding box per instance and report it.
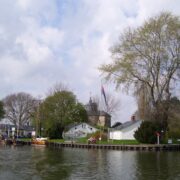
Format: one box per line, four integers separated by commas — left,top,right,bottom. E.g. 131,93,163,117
0,146,179,180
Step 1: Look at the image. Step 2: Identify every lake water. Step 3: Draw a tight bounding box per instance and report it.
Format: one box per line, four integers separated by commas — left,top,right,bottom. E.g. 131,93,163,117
0,145,179,180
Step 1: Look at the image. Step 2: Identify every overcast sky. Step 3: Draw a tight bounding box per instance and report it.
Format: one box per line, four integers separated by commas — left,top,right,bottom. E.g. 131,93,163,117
0,0,180,123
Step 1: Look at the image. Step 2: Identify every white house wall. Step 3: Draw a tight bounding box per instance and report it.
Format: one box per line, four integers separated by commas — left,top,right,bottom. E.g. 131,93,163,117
109,121,141,140
69,123,97,134
65,123,97,138
121,125,138,140
110,131,122,140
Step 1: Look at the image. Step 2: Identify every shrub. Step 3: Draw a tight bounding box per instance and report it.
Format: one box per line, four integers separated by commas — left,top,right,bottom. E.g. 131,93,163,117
47,123,64,139
134,121,162,144
87,131,107,141
168,129,180,139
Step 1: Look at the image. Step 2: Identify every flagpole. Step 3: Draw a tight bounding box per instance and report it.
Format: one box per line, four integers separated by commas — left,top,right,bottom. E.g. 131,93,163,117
99,80,103,142
100,81,109,142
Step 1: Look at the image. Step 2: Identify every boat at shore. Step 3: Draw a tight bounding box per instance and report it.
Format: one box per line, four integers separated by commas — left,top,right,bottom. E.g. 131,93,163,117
31,137,48,146
0,139,15,145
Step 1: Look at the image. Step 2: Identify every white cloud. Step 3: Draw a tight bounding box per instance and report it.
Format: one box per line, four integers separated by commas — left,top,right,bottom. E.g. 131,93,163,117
0,56,26,80
39,27,64,49
17,0,32,10
16,35,52,65
0,0,180,122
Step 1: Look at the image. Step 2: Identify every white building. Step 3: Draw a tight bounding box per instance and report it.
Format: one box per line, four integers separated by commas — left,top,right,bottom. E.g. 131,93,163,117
0,118,13,125
109,120,142,140
64,122,98,139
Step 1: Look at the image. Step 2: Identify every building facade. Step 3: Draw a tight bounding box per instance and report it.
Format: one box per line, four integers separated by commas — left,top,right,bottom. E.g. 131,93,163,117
85,98,111,127
109,120,142,140
64,122,98,139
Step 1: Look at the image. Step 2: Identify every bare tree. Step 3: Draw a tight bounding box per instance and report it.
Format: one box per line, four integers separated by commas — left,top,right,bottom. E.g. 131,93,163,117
47,82,69,96
100,12,180,129
92,92,121,116
3,92,37,127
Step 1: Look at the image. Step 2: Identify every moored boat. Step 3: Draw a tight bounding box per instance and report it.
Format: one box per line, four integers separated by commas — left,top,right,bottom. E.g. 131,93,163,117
32,137,48,146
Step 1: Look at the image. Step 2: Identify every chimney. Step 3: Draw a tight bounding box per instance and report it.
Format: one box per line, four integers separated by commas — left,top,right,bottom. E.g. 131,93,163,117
131,115,136,121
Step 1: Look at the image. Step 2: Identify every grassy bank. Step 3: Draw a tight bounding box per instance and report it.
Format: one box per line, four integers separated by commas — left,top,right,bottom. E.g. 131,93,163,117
76,137,140,145
18,138,31,142
48,139,65,143
47,138,139,145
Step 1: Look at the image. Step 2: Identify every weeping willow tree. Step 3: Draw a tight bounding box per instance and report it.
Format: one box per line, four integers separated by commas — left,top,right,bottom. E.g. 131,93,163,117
0,101,4,120
134,83,152,120
100,12,180,131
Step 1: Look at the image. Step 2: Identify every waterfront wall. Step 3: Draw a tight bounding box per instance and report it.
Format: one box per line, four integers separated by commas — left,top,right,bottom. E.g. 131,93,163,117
45,142,180,151
14,140,180,151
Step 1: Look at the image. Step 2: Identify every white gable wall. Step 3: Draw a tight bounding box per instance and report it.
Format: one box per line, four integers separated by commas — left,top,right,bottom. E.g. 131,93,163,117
68,123,97,134
65,123,97,138
109,121,141,140
110,131,123,140
121,124,139,139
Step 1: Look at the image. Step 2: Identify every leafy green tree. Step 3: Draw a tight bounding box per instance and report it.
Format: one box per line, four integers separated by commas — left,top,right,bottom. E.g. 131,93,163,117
0,101,4,119
70,102,88,123
100,12,180,130
134,121,162,144
40,91,87,139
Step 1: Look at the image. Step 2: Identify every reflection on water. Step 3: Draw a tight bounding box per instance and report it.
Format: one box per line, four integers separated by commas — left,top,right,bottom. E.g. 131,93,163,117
135,151,180,180
0,145,179,180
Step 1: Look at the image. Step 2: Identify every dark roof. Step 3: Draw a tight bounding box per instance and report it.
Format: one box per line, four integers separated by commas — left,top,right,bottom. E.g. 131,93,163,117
85,98,111,117
65,122,80,130
0,124,34,131
21,126,34,131
65,122,96,130
112,120,141,130
87,110,111,117
87,111,99,116
0,124,14,129
99,111,111,117
111,122,122,128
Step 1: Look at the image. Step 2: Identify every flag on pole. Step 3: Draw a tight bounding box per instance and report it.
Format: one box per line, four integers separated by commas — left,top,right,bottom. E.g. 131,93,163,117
101,85,108,107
